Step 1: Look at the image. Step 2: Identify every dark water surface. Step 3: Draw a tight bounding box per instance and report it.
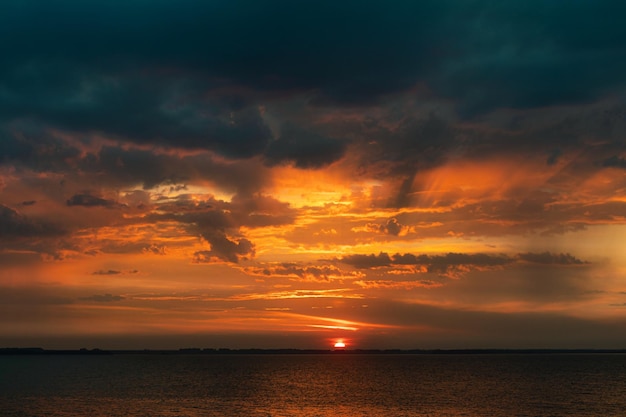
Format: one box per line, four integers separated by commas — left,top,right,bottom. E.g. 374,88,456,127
1,353,625,416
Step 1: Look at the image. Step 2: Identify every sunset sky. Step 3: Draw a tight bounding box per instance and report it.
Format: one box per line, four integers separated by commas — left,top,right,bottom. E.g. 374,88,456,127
2,0,626,350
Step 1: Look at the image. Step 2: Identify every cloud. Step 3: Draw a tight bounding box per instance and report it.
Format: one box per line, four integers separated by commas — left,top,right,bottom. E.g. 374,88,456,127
92,269,138,276
192,234,255,264
0,286,74,306
81,294,125,302
340,251,591,281
340,252,513,271
0,125,82,172
92,270,122,275
352,300,626,349
393,253,513,278
394,252,512,267
3,0,624,156
355,279,442,290
228,194,297,228
518,252,587,265
0,204,64,238
66,194,121,208
431,1,626,115
143,244,167,255
84,145,270,193
603,156,626,169
340,253,392,269
145,193,295,262
243,262,363,282
358,218,409,236
264,125,346,169
1,1,625,211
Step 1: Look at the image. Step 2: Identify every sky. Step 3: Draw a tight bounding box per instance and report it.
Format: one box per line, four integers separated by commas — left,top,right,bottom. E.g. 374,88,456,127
2,0,626,350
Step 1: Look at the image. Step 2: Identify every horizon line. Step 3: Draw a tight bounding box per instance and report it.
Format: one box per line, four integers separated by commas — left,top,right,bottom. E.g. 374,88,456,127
3,347,626,355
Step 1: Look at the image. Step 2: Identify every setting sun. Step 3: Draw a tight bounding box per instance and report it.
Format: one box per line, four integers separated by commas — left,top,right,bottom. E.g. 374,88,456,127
333,340,346,349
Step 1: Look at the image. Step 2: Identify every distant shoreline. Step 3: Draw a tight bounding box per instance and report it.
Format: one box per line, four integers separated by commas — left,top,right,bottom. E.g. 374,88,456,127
2,347,626,355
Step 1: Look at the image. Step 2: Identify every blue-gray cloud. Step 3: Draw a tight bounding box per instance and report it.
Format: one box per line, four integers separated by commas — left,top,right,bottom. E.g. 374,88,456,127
1,0,625,179
3,0,625,115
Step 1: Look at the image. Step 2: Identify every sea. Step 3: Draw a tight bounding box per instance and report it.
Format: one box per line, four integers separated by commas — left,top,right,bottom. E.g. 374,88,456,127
1,353,626,416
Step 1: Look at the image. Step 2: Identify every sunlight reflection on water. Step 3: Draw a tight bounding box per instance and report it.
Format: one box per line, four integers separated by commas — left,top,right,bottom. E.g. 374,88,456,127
2,354,626,416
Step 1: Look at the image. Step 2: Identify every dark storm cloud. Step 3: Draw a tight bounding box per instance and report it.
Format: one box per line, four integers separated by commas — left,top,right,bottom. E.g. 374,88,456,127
0,0,624,200
0,125,82,172
6,1,626,106
0,1,439,102
264,125,347,169
432,1,626,115
2,0,624,151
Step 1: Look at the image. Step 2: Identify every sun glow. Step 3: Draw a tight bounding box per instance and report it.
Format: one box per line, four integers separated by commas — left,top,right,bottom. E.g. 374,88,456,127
333,340,346,349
